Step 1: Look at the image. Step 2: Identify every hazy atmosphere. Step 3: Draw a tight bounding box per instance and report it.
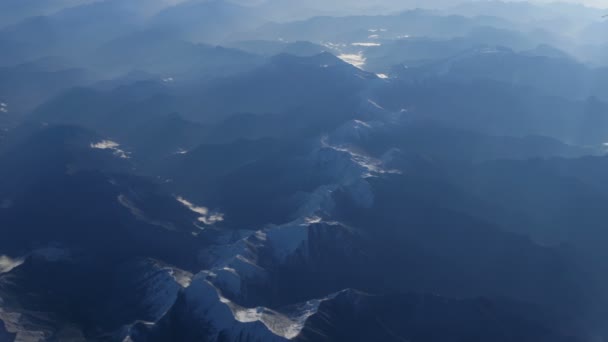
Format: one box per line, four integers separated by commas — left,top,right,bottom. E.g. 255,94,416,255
1,0,608,341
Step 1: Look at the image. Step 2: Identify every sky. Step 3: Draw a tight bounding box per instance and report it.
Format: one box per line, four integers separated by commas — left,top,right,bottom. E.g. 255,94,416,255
530,0,607,7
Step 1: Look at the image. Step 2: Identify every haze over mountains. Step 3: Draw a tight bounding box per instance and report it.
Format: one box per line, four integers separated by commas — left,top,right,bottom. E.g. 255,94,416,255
1,0,608,341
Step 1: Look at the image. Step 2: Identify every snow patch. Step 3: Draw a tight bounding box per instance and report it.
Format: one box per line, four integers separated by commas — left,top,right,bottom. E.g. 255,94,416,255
175,148,188,155
328,119,377,146
176,196,224,226
0,256,23,274
338,52,366,69
185,277,318,340
118,195,177,230
376,73,389,79
305,216,323,224
322,42,347,50
184,277,284,341
367,99,384,110
352,42,381,47
0,247,73,275
319,141,384,178
169,268,193,288
91,140,130,159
